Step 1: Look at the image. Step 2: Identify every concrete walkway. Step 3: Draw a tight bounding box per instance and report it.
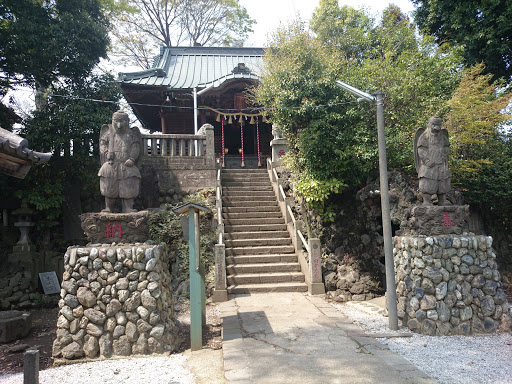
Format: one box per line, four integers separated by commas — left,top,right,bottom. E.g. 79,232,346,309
220,293,437,384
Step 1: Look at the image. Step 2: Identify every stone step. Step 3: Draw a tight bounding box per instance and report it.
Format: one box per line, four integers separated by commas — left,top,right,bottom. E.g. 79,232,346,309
220,168,306,294
222,169,268,174
222,190,275,197
225,224,288,232
223,211,280,219
223,201,279,208
223,206,281,214
223,186,274,192
222,181,270,187
227,262,301,274
227,282,308,294
225,237,291,248
223,195,276,202
225,231,290,240
221,173,270,182
226,254,299,265
227,272,305,285
224,217,285,226
222,179,269,185
226,245,295,256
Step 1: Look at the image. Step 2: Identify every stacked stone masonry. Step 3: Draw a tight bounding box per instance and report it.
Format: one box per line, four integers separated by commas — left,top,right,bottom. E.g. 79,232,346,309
394,235,509,336
52,242,178,360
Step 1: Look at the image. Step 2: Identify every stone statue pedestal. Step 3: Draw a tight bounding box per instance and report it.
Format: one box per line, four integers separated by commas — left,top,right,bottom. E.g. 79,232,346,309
398,205,470,236
79,211,149,244
394,234,509,336
270,138,289,165
270,125,288,165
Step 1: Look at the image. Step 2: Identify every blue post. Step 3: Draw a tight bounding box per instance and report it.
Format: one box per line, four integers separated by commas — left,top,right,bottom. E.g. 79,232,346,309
189,207,203,351
174,202,209,351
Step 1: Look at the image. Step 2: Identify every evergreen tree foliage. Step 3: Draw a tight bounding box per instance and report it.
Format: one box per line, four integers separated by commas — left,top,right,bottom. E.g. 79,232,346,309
3,75,121,230
0,0,110,91
256,6,462,217
412,0,512,80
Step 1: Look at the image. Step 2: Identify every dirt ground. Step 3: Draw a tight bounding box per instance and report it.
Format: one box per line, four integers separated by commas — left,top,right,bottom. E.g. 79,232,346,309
0,301,222,376
0,307,58,375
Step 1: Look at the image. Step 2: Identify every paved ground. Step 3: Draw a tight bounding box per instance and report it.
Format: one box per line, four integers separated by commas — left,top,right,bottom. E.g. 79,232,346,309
220,293,437,384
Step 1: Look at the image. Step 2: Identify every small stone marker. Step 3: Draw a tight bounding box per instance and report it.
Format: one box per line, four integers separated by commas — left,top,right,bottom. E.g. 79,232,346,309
38,272,60,295
24,349,39,384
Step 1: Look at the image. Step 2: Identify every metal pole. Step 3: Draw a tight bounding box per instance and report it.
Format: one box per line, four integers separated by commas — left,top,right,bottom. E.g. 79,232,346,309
375,91,398,331
193,87,198,156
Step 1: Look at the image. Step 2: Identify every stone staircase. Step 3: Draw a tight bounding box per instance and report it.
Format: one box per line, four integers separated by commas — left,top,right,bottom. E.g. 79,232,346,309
222,168,307,294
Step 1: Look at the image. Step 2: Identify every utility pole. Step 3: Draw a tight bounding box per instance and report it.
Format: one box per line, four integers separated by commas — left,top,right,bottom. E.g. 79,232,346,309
336,81,398,331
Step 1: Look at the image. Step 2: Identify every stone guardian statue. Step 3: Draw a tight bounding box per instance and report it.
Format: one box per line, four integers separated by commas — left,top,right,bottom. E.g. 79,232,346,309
414,116,452,206
98,111,142,213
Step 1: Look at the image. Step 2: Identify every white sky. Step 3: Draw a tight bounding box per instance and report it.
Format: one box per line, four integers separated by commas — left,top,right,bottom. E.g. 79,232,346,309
239,0,416,47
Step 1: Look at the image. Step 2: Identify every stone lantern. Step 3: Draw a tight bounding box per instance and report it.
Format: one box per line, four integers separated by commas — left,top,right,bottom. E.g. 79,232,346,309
8,200,39,287
12,200,36,253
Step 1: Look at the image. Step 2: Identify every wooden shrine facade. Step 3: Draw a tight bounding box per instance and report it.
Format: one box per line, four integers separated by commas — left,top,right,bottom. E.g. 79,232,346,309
119,46,271,167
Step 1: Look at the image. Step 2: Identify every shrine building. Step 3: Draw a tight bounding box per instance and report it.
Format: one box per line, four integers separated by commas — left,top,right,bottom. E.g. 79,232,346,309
118,46,271,168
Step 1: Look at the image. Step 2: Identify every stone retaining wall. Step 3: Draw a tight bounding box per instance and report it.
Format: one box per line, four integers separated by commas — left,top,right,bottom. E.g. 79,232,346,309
394,235,509,335
52,242,178,360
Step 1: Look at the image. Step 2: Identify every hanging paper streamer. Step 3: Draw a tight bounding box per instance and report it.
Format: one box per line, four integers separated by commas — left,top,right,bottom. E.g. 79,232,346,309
200,106,263,123
256,117,261,167
240,119,245,167
221,116,225,167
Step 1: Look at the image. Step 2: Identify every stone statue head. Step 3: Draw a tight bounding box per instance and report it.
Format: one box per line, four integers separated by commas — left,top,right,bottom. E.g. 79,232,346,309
112,110,130,132
427,116,442,133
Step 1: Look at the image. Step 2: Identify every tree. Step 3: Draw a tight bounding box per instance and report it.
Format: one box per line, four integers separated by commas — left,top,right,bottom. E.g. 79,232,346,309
412,0,512,80
182,0,255,47
446,63,512,174
254,23,351,219
255,7,463,218
0,0,110,108
111,0,255,69
311,0,374,61
8,74,121,230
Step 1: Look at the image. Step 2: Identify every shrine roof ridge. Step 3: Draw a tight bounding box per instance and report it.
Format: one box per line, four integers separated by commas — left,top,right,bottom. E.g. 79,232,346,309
118,46,265,90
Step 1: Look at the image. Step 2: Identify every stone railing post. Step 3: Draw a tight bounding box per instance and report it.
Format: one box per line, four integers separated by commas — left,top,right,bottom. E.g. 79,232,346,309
213,244,227,302
308,238,325,295
277,179,283,202
295,220,303,250
284,197,292,224
201,124,215,166
151,138,158,156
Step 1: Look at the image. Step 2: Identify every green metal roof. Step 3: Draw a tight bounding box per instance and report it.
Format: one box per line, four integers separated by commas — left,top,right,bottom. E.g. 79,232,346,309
118,46,265,90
